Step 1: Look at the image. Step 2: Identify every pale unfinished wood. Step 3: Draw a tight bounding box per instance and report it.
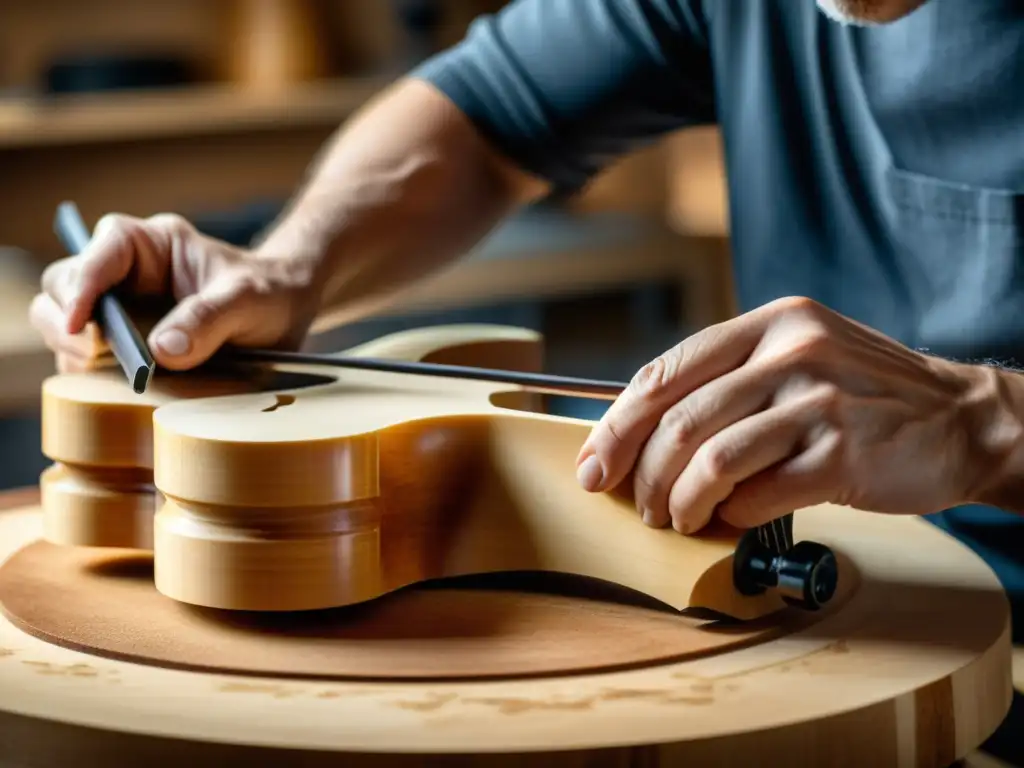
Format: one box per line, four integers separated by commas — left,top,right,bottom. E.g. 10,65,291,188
39,324,785,620
6,323,1012,766
40,369,274,549
0,491,1011,766
37,325,539,551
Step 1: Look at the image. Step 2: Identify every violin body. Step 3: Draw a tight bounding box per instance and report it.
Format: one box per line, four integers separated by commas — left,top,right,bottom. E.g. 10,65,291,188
38,324,787,619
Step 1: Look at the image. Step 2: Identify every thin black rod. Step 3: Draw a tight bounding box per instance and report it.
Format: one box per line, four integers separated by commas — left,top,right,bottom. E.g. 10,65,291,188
223,347,630,399
54,202,155,394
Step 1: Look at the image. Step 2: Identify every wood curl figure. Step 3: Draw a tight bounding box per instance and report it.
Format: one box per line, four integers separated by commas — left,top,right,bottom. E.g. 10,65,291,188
0,324,1013,768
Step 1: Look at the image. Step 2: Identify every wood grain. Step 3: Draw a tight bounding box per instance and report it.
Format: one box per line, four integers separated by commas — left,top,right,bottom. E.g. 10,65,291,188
39,324,787,620
0,497,1011,766
0,324,1014,765
0,533,824,681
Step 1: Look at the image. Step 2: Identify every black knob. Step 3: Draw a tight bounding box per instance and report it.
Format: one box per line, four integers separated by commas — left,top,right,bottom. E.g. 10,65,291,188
733,532,838,611
776,540,838,610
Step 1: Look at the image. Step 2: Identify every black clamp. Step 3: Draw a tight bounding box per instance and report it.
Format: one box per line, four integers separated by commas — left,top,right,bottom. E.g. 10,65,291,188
732,519,838,611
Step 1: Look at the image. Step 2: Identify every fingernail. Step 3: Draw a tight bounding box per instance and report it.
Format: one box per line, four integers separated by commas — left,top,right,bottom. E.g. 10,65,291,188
641,507,656,526
576,455,604,492
154,329,190,357
575,440,593,466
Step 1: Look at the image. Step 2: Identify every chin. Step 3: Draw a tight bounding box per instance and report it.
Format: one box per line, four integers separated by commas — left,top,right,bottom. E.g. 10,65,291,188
815,0,931,25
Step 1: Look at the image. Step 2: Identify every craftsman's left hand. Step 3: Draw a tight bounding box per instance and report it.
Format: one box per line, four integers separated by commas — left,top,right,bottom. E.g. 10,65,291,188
575,296,997,533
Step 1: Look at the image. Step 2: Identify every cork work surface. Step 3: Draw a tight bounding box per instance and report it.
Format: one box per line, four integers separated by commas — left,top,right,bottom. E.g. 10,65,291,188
0,533,822,681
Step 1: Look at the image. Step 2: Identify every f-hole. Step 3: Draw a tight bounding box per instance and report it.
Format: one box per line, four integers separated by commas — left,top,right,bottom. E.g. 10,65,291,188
262,394,296,413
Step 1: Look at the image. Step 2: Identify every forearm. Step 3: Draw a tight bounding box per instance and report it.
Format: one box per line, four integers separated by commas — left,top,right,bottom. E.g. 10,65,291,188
253,77,547,328
957,362,1024,512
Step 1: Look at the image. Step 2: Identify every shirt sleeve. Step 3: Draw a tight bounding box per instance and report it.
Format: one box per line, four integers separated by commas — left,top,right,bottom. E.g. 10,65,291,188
411,0,716,195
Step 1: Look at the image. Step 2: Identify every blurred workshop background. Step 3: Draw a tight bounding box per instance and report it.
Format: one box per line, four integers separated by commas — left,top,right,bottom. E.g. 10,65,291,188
0,0,734,491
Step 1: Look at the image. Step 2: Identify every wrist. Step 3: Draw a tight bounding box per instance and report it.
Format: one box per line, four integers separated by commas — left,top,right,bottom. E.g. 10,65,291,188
250,207,332,281
250,203,340,307
235,235,325,342
954,361,1024,511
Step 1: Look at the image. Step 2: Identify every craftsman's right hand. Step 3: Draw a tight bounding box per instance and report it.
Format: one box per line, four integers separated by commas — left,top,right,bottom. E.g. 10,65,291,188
29,213,320,373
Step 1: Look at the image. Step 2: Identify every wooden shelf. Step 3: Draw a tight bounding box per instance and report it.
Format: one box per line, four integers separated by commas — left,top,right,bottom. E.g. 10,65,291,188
0,78,386,149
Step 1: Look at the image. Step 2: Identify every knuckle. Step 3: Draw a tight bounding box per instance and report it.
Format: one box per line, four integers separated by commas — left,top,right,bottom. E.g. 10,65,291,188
85,215,138,272
629,354,673,399
147,212,193,236
28,295,56,344
808,382,842,413
181,296,223,327
630,342,691,400
660,400,697,450
770,295,822,316
42,259,82,304
785,327,832,364
40,259,65,290
627,330,717,403
227,271,270,305
94,212,135,238
28,291,52,324
698,441,732,482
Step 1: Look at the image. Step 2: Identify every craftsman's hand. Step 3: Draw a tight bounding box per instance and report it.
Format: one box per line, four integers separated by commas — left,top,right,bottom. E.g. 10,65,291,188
575,296,1014,532
30,213,319,372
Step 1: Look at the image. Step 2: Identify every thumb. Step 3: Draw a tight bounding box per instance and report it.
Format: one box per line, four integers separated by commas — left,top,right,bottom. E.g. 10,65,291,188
147,277,256,370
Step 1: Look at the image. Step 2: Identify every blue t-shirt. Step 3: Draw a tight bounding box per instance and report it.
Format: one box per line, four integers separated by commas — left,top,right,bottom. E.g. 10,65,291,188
416,0,1024,360
414,0,1024,644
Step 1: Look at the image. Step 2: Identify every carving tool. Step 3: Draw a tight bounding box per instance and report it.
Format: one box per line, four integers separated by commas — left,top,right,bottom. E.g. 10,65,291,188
53,201,155,394
223,347,631,399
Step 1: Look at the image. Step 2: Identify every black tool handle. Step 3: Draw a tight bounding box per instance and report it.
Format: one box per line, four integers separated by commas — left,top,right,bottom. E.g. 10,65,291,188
53,202,155,394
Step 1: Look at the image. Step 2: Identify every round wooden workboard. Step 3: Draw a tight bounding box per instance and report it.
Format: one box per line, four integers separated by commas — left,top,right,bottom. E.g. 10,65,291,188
0,519,807,682
0,490,1013,766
